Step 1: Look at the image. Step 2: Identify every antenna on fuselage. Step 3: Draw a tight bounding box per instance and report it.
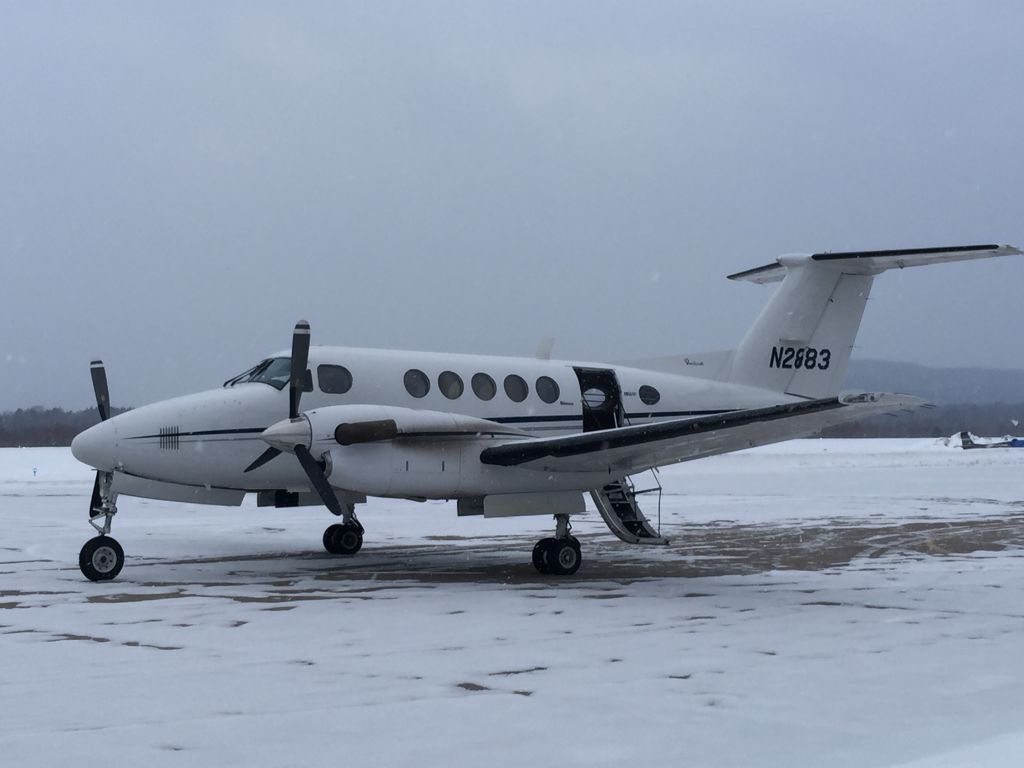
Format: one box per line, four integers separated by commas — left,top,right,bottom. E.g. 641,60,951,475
535,337,555,361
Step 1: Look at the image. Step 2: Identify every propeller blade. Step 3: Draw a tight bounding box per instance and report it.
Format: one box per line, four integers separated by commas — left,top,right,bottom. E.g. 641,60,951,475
90,360,111,421
243,446,282,473
289,320,311,420
294,444,345,517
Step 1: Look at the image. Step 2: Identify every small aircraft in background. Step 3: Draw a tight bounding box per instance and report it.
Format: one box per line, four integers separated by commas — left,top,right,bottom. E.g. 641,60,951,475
71,244,1021,581
959,431,1024,449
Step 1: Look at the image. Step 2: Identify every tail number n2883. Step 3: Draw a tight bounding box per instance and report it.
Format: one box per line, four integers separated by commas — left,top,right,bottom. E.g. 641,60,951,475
769,346,831,370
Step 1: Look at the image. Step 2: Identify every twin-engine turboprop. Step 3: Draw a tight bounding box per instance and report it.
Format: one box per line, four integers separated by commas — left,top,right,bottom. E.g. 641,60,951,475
71,244,1022,581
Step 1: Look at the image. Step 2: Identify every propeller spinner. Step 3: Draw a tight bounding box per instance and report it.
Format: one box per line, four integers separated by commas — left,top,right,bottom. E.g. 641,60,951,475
245,321,351,522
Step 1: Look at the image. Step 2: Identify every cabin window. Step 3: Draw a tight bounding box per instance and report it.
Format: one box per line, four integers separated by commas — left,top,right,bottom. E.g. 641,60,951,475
582,387,607,409
472,373,496,401
438,371,464,400
504,374,528,403
535,376,560,404
404,369,430,398
318,365,353,395
639,385,661,406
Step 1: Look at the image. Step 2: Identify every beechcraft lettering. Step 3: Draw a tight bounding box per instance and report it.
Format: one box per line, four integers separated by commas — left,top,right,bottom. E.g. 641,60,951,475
70,244,1022,581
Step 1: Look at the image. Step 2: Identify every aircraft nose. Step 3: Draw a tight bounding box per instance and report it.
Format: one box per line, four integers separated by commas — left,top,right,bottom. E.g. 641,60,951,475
71,419,117,471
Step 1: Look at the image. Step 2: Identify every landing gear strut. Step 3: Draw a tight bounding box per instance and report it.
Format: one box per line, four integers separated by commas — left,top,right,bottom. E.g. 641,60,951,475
80,470,125,581
533,514,581,576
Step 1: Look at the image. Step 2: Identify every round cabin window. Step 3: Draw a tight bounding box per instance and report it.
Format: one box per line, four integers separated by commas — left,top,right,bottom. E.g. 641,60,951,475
582,387,608,409
318,364,353,395
535,376,560,404
472,373,496,401
638,385,661,406
438,371,464,400
404,369,430,398
504,374,529,403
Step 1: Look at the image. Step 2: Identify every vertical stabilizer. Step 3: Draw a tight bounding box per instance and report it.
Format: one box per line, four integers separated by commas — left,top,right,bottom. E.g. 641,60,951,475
729,260,872,398
725,244,1021,398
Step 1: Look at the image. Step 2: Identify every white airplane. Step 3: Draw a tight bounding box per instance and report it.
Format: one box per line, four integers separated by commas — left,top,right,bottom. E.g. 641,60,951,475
71,244,1021,581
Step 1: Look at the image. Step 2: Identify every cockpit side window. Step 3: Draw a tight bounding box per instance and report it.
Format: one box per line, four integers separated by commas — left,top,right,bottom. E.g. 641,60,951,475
224,357,294,390
223,362,263,387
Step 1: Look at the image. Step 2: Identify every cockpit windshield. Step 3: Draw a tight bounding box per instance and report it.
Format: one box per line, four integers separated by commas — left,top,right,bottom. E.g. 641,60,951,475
223,357,292,390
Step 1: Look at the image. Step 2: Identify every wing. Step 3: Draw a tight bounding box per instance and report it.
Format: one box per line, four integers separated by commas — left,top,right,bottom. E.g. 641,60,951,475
480,393,922,474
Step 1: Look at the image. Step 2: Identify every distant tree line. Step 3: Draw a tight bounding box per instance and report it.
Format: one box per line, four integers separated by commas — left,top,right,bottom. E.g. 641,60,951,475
2,402,1022,447
0,407,130,447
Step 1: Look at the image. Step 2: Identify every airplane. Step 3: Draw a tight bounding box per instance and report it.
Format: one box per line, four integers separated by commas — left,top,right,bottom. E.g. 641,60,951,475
959,431,1024,449
70,244,1022,581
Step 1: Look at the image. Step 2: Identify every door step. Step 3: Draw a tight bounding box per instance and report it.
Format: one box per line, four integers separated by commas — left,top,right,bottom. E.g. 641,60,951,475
591,478,669,545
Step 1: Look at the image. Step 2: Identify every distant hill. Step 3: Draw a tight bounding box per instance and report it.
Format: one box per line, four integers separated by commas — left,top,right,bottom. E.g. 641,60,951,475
845,359,1024,404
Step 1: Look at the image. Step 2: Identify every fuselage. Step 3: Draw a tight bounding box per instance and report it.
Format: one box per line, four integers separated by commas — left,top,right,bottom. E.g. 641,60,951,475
71,345,793,499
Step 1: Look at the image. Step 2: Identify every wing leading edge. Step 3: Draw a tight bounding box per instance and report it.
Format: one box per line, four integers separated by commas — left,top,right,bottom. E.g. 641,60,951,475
480,393,923,475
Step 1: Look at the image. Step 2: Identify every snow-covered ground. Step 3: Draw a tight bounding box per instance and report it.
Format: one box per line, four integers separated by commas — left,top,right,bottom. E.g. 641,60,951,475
2,440,1023,767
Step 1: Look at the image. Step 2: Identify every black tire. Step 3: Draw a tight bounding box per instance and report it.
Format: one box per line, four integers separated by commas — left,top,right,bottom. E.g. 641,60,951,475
532,539,552,574
79,536,124,582
324,523,363,555
323,524,343,554
547,538,581,576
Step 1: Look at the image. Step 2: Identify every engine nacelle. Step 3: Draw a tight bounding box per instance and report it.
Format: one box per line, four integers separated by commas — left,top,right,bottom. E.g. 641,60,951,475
303,404,516,498
301,404,605,499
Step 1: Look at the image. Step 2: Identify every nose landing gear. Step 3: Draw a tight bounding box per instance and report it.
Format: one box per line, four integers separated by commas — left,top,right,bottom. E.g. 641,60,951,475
80,470,125,582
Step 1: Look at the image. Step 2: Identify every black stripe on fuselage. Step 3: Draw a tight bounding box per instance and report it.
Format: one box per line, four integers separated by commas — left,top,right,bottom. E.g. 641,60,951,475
394,430,532,439
126,427,267,440
122,410,734,442
625,409,734,420
488,415,581,424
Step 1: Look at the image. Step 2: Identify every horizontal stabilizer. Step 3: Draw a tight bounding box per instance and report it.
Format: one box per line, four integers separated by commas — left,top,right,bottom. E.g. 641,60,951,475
728,244,1021,284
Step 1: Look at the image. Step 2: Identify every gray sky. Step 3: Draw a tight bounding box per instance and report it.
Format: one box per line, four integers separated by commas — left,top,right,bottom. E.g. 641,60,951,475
2,1,1023,411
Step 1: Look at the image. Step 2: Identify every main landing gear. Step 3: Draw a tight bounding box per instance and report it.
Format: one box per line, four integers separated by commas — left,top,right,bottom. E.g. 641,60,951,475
80,470,125,582
322,519,364,555
532,514,581,576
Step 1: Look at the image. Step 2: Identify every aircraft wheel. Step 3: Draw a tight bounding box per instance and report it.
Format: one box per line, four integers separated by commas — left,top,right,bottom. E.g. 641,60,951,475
323,523,363,555
532,538,554,574
546,538,581,576
79,535,124,582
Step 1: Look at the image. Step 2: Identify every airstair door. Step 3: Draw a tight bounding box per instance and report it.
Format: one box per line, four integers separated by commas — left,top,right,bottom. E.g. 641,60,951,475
573,367,669,545
573,367,624,432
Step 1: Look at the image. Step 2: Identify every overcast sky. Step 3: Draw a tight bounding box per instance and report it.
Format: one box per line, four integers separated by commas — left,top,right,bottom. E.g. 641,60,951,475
2,1,1023,411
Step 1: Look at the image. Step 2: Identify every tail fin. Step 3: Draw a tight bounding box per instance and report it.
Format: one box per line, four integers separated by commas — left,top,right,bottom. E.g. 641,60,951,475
959,431,979,450
726,244,1021,399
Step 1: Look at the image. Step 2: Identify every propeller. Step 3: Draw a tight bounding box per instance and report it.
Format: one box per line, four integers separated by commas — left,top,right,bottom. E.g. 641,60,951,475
289,320,310,420
243,444,282,473
88,360,112,518
243,320,310,473
294,445,346,517
244,321,349,518
91,360,111,421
